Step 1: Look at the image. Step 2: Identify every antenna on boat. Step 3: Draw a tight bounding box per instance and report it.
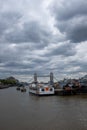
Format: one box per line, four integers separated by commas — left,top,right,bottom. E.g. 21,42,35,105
34,73,37,83
50,72,54,85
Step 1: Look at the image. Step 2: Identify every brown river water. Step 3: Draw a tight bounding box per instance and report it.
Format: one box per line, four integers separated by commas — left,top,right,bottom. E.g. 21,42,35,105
0,87,87,130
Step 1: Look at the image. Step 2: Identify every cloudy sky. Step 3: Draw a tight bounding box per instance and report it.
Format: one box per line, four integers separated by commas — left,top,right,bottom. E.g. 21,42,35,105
0,0,87,81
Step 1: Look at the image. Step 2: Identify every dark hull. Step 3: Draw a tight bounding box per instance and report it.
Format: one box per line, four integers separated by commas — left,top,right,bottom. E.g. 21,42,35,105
55,87,87,96
0,85,9,89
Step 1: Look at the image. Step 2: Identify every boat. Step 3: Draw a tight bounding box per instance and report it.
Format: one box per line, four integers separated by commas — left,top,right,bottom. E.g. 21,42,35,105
29,83,54,95
21,86,26,92
29,72,55,95
16,83,24,91
0,84,9,89
16,87,21,90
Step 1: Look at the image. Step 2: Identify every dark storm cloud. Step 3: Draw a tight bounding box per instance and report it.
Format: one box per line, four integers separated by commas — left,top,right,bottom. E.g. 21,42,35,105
51,0,87,43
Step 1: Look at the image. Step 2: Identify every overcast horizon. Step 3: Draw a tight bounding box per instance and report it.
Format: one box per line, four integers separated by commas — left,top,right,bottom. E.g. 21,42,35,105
0,0,87,82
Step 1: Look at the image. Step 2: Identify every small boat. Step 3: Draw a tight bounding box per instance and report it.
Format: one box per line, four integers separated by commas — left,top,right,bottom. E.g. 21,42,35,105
16,87,21,90
29,73,54,95
21,86,26,92
0,85,9,89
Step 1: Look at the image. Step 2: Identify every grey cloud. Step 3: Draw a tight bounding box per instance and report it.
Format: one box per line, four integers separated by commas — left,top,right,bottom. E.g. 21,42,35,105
3,61,35,69
51,0,87,43
5,21,52,48
0,11,51,46
0,0,87,81
0,43,49,76
51,0,87,21
68,23,87,42
44,42,76,57
0,1,53,46
69,59,87,73
50,43,76,57
32,58,49,64
0,11,21,33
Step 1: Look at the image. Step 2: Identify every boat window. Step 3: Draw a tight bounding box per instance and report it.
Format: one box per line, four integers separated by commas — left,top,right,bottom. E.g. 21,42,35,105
50,88,53,91
42,88,44,91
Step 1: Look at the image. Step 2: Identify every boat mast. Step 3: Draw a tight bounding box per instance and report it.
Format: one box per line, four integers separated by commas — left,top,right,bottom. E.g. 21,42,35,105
34,73,37,84
50,72,54,85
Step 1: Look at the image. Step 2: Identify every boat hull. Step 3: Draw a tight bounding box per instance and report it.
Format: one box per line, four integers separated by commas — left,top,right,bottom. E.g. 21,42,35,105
29,88,54,96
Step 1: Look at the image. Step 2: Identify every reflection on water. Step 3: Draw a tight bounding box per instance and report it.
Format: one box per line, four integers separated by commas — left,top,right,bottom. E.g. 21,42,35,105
0,87,87,130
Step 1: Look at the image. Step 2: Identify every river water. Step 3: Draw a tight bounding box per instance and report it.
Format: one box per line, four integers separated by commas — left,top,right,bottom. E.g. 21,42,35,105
0,87,87,130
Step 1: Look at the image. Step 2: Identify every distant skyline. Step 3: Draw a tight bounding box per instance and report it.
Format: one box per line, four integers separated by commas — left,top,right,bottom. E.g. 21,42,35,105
0,0,87,81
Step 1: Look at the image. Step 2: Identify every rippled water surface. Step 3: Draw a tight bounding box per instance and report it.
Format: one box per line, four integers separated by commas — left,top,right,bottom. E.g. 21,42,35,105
0,87,87,130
